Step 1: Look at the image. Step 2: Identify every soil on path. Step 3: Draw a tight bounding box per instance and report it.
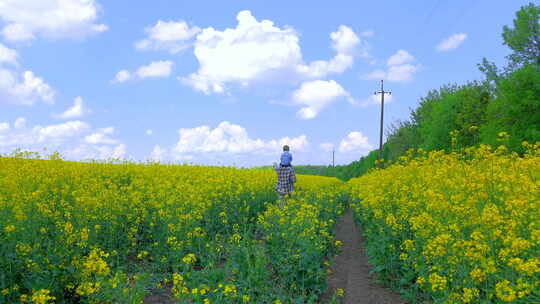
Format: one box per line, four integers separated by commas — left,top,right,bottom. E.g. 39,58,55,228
322,210,408,304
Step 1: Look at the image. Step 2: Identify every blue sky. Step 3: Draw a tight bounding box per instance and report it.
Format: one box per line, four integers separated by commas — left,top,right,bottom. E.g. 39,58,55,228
0,0,532,166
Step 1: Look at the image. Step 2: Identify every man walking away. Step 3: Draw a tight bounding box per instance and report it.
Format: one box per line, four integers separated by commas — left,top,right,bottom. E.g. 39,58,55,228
273,161,296,206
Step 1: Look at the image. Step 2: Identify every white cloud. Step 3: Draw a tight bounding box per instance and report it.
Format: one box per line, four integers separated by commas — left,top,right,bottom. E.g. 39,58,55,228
355,93,394,107
14,117,26,129
387,49,414,66
37,120,89,143
0,122,10,132
96,144,126,159
135,20,201,54
0,43,18,65
0,69,55,105
437,33,467,51
149,145,167,161
0,0,108,42
331,25,360,55
85,126,116,144
136,61,173,78
181,11,366,94
291,80,352,119
364,69,386,80
146,129,153,135
1,23,35,42
0,118,126,160
112,70,131,83
338,131,373,152
386,64,419,82
54,96,89,119
173,121,309,157
64,143,126,160
113,61,173,83
364,49,420,83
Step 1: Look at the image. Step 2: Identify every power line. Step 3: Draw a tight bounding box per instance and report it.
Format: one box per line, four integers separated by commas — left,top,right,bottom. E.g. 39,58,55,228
416,0,443,38
440,0,479,39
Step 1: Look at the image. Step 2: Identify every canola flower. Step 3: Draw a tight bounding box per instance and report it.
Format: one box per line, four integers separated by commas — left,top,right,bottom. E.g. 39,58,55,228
349,142,540,303
0,155,348,303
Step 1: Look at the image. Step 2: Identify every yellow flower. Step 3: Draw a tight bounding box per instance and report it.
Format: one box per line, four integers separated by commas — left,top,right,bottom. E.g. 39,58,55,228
31,289,56,304
428,273,447,292
182,253,197,265
496,280,516,302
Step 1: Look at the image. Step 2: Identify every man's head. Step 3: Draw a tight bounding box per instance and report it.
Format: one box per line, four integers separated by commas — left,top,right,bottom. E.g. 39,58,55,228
283,145,290,152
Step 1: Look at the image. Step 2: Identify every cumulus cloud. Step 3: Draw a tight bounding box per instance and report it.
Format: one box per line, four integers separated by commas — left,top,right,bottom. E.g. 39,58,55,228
84,126,116,144
354,93,394,107
291,80,353,119
112,70,131,83
95,143,126,159
173,121,308,156
364,49,420,83
149,145,167,161
65,143,126,160
386,64,419,82
331,25,360,55
113,61,173,83
364,69,386,80
14,117,26,129
37,120,89,143
0,122,10,132
136,61,173,78
387,49,414,66
0,69,55,105
338,131,373,152
0,43,18,65
0,0,108,42
0,118,126,160
135,20,201,54
181,10,366,94
54,96,90,119
437,33,467,51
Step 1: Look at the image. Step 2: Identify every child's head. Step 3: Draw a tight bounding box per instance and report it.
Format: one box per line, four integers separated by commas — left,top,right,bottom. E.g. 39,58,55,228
283,145,290,152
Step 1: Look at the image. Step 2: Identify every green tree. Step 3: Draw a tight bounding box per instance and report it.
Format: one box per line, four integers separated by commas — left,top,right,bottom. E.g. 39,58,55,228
481,64,540,152
502,3,540,69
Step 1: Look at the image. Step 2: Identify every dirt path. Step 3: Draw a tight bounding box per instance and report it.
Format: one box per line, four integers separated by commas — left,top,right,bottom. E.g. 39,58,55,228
322,210,408,304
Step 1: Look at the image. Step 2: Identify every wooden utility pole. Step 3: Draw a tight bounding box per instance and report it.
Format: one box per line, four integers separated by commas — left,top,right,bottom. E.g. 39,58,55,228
374,80,391,167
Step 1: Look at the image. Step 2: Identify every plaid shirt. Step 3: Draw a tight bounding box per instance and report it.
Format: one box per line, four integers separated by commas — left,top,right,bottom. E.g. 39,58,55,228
275,166,296,194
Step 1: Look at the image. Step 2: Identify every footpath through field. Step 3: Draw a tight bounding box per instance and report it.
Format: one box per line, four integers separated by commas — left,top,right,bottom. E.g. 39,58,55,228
323,210,407,304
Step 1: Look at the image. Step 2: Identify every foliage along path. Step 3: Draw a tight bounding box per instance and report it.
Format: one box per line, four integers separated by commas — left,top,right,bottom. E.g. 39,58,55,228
323,210,407,304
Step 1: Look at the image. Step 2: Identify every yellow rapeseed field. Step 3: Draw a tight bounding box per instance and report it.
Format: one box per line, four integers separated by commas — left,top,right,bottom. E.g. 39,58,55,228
0,157,347,303
349,142,540,303
3,140,539,303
